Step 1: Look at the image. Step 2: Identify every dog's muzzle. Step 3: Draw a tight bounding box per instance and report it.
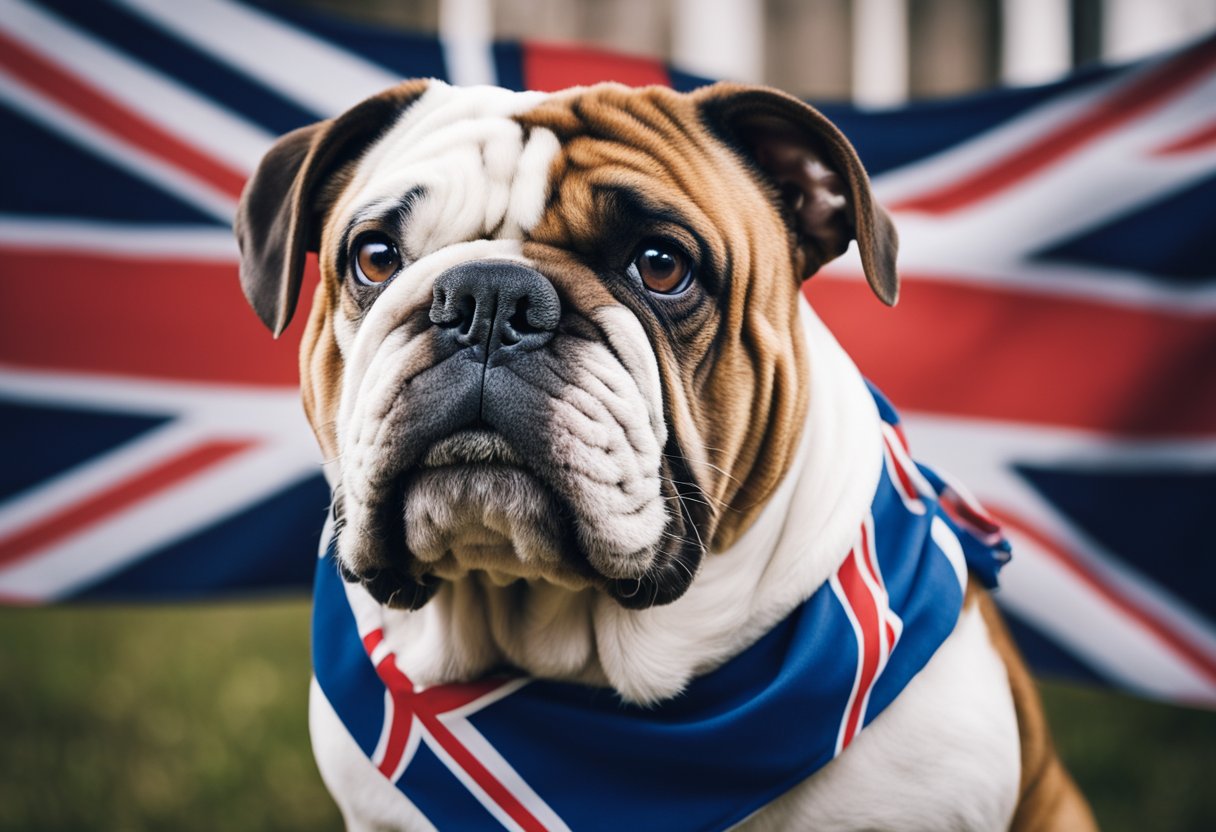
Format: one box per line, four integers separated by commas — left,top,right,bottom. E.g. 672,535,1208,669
337,258,705,612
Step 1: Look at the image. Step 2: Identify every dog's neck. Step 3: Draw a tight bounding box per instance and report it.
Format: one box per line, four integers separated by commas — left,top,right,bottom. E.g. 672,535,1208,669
373,300,883,704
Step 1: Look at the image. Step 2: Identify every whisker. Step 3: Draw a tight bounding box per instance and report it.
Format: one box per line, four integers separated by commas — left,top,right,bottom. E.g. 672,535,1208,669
662,451,742,486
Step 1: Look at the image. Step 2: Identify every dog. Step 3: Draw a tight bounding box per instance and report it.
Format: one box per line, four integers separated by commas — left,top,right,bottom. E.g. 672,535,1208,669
234,79,1096,831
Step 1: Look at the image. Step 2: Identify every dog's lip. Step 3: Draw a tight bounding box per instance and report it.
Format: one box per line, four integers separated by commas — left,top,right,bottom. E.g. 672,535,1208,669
420,429,525,468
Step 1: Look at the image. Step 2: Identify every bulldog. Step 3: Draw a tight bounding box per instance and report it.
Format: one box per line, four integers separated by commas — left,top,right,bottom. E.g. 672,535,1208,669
235,79,1096,831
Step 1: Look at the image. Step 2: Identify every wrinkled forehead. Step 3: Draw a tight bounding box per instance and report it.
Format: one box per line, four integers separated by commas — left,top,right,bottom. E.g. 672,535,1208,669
330,83,559,241
324,80,766,271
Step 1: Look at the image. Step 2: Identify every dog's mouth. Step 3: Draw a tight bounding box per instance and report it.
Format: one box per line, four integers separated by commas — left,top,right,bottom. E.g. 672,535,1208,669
405,428,588,586
336,427,709,612
419,430,524,468
340,428,615,604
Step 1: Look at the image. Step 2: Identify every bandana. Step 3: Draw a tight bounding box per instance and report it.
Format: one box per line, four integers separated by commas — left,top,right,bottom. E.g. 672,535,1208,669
312,384,1010,831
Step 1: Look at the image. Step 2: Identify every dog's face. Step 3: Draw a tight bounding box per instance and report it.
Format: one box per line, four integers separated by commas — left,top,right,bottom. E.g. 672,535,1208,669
235,81,896,612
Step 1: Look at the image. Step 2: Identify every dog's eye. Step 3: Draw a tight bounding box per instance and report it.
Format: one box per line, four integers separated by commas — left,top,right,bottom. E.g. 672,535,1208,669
353,234,401,285
629,241,693,295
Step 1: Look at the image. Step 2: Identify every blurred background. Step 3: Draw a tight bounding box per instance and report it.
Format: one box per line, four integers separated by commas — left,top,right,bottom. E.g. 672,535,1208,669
1,0,1214,830
300,0,1216,100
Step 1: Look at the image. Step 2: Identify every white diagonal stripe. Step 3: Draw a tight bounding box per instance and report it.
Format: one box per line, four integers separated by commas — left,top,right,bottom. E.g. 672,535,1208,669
115,0,404,118
903,410,1216,701
0,218,239,261
0,67,236,222
1,0,274,172
0,441,319,600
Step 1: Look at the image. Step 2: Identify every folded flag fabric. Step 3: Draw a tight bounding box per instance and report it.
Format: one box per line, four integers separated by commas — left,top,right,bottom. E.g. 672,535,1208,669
0,0,1212,707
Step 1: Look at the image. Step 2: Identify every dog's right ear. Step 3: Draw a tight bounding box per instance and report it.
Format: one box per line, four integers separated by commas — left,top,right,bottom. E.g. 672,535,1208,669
234,80,429,337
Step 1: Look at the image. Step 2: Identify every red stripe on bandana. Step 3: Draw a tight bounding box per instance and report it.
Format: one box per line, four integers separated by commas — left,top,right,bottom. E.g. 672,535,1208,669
859,523,897,650
835,549,883,751
363,630,548,830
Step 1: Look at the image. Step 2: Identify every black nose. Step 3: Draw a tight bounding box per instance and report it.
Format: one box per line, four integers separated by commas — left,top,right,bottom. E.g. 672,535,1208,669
430,260,560,358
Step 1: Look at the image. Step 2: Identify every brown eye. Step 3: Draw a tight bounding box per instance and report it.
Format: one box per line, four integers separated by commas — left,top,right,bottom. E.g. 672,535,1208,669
353,234,400,285
631,241,692,295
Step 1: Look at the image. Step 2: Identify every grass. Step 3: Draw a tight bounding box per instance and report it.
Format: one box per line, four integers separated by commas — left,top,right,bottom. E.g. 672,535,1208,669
0,601,340,832
1,601,1213,831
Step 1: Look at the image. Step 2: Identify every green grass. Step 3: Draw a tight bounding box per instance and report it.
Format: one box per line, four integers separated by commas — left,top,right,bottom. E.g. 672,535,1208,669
1,602,1213,831
0,602,340,832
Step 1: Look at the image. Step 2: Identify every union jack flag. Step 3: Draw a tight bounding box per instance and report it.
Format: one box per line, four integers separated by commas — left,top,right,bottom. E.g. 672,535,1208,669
0,0,1212,708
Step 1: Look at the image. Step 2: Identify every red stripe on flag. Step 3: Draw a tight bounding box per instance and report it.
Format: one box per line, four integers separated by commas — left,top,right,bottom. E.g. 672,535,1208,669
1154,119,1216,155
417,711,550,832
374,655,415,778
859,524,897,650
994,507,1216,688
0,248,310,386
837,551,882,751
891,41,1216,214
808,275,1216,436
522,42,670,91
859,524,881,589
0,439,254,569
369,652,545,830
363,629,385,654
0,30,247,200
882,431,922,506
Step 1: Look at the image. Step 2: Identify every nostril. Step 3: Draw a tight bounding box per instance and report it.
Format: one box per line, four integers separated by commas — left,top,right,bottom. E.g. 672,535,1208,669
506,296,536,342
457,295,476,337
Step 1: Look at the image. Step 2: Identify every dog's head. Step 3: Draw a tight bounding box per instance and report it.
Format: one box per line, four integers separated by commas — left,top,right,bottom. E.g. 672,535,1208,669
235,81,896,612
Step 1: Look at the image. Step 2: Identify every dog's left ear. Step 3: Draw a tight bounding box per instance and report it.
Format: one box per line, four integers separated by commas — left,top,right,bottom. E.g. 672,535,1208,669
235,80,430,336
697,83,899,305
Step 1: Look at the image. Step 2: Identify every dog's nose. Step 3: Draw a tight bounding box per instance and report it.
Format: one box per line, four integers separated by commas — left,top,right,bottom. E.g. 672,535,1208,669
430,260,560,357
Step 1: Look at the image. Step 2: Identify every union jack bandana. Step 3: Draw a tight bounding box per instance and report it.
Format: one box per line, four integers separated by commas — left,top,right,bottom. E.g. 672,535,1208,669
311,385,1011,831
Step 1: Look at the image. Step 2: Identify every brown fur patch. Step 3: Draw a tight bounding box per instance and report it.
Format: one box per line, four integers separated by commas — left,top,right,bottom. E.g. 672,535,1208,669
299,275,343,461
517,84,812,550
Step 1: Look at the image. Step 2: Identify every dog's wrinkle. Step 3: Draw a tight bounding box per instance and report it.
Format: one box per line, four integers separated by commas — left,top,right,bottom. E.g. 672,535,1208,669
477,575,601,680
549,427,629,488
497,354,566,400
495,365,638,474
518,355,649,462
481,368,652,509
579,359,652,458
546,388,621,459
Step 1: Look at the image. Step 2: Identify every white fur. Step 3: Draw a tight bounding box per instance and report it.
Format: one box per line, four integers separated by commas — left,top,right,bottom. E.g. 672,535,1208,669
341,83,555,250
